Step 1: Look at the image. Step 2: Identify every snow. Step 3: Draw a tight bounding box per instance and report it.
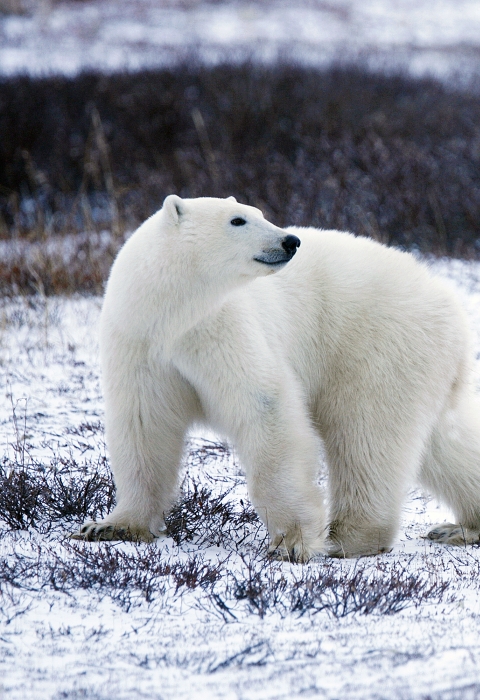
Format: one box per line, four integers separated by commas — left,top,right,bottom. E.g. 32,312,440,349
1,0,480,81
2,2,480,695
2,256,480,699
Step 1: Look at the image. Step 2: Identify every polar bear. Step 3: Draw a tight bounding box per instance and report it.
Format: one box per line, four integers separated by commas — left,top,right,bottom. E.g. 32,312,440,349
73,195,480,560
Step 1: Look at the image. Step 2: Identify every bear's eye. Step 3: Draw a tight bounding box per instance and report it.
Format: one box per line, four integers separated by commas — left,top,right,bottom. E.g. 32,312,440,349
230,217,246,226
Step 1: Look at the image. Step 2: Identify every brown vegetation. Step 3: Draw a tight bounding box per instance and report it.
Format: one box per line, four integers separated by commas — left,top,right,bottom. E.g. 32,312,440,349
1,64,480,293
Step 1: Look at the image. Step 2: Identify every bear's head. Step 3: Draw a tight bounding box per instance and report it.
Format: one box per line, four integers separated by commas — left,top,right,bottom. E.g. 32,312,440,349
161,195,300,284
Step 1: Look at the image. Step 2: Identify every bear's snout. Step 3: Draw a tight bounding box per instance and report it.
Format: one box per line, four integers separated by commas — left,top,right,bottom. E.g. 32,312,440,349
254,234,301,267
282,234,301,259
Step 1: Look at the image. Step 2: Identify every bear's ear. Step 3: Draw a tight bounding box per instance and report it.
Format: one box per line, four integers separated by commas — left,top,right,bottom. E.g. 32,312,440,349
163,194,183,225
227,196,237,203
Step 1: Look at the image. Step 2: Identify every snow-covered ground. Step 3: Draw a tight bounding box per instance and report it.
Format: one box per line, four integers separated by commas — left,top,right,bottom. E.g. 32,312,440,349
1,0,480,81
2,3,480,696
2,256,480,699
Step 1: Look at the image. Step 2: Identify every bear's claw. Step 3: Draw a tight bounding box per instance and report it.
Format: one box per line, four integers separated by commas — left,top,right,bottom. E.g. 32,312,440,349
267,531,324,563
426,523,480,546
70,522,157,543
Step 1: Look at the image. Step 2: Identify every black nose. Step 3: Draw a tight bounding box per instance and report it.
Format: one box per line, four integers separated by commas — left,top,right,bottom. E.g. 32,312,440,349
282,234,301,257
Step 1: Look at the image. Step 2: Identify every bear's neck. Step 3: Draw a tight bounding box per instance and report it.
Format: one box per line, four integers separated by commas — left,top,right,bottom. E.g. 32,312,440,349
131,224,251,354
151,262,242,355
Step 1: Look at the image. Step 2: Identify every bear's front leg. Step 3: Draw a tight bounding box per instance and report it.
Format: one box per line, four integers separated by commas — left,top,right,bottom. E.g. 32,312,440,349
174,324,327,562
72,357,198,543
244,414,327,563
228,392,328,562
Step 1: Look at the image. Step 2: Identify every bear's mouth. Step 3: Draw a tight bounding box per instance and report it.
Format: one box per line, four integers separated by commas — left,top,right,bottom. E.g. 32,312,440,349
253,256,290,267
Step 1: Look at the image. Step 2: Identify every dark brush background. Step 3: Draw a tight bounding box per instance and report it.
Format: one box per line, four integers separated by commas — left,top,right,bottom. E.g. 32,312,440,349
1,63,480,256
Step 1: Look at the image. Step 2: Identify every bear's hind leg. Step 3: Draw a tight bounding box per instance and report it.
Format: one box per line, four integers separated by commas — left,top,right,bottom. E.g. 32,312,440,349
325,427,424,558
421,395,480,546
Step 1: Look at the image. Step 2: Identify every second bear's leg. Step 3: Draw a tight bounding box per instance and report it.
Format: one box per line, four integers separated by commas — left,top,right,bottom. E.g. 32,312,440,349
175,344,327,560
173,309,328,561
240,407,327,562
221,389,327,561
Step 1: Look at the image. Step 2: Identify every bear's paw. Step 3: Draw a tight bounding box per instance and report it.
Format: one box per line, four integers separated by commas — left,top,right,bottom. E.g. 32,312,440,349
327,541,392,558
267,530,325,563
70,520,157,543
426,523,480,546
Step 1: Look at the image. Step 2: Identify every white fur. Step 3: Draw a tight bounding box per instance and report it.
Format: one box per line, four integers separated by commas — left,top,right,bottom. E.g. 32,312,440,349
75,195,480,560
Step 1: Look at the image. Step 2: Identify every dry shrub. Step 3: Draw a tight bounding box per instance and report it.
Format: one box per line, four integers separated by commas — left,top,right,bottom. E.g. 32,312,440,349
0,435,453,618
1,63,480,294
0,457,115,531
